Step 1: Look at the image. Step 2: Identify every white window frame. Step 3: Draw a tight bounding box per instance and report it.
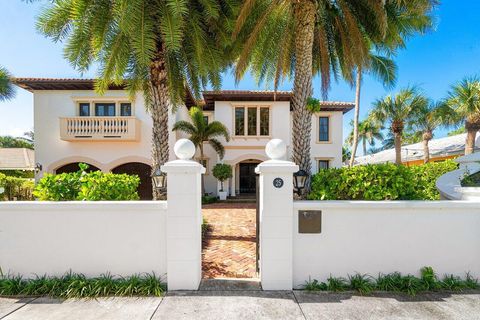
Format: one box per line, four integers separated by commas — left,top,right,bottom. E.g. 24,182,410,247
72,97,135,117
316,114,332,144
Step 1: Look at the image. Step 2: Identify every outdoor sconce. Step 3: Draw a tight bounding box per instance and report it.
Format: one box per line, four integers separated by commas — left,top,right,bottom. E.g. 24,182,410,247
35,162,43,173
293,169,308,195
152,168,167,190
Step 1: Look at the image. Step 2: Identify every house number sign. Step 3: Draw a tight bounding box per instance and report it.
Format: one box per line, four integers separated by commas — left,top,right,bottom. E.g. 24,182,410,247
273,178,284,188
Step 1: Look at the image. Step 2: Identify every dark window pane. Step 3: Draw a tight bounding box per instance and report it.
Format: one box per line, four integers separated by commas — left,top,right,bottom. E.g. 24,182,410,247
318,160,330,170
120,103,132,116
79,103,90,116
319,117,329,141
203,116,209,126
235,107,245,135
247,107,257,135
95,103,116,116
260,107,269,136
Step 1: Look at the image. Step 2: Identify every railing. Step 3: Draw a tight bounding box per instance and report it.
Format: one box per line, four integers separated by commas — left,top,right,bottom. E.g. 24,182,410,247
59,117,141,141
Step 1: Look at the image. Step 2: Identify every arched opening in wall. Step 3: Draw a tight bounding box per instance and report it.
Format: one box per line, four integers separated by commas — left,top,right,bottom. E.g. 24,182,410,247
111,162,152,200
55,162,100,174
237,159,262,195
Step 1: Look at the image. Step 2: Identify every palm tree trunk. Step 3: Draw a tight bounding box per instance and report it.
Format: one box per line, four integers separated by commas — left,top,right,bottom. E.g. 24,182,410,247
362,138,367,156
349,70,362,167
291,0,316,198
465,129,477,155
150,47,171,200
394,131,402,165
423,139,430,163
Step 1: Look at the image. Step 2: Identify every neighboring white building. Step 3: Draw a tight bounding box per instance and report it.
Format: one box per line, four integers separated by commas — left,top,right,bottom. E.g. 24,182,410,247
354,133,480,166
15,78,353,199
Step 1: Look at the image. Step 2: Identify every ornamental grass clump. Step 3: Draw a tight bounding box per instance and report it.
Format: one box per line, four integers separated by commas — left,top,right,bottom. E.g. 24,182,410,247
304,267,479,296
0,272,165,298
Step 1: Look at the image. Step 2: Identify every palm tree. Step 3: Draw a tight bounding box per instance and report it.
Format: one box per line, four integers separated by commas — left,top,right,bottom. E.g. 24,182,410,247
0,66,15,101
408,101,452,163
36,0,237,199
444,77,480,155
233,0,435,196
173,107,230,162
370,88,428,165
347,118,384,157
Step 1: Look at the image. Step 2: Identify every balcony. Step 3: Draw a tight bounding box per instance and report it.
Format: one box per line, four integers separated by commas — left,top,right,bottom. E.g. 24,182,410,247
59,117,141,141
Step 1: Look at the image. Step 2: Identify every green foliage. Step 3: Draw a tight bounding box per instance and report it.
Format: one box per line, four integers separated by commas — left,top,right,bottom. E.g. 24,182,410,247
212,163,233,182
202,195,218,204
309,161,458,200
306,97,321,113
461,170,480,187
0,136,33,149
34,163,140,201
304,267,479,296
0,66,15,101
0,272,165,298
0,173,34,201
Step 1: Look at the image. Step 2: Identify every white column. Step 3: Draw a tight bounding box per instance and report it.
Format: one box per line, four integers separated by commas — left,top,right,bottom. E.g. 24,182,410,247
231,164,236,197
255,139,298,290
161,139,205,290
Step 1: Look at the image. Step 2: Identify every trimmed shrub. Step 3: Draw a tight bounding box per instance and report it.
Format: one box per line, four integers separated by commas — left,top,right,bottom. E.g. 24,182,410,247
34,163,140,201
0,173,34,201
212,163,232,191
309,160,457,200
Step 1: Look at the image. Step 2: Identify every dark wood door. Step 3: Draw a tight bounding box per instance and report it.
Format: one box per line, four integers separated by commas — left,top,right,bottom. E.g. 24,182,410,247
112,162,153,200
239,163,257,194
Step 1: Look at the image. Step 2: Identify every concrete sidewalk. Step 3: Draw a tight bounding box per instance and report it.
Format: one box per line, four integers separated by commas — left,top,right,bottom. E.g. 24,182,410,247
1,290,480,320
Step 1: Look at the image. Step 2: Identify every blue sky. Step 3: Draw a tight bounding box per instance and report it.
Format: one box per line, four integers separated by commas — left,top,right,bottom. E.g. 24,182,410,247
1,0,479,150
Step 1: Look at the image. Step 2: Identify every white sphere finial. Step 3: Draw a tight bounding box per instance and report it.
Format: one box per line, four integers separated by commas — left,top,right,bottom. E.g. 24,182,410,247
265,139,287,160
174,139,196,160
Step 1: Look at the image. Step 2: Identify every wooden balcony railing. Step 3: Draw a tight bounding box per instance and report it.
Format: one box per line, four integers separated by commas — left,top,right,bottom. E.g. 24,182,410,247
59,117,141,141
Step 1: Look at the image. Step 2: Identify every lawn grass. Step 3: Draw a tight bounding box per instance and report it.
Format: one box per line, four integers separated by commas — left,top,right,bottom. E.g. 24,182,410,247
304,267,479,296
0,272,165,298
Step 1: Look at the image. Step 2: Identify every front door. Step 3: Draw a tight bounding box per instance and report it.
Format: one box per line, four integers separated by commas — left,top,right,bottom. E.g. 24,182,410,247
239,163,257,194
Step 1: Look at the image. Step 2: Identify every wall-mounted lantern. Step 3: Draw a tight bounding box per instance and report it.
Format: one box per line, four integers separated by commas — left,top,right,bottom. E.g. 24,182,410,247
152,168,167,190
293,169,308,195
35,162,42,173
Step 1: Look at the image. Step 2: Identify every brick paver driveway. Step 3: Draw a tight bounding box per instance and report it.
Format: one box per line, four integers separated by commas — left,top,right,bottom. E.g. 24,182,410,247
202,202,257,279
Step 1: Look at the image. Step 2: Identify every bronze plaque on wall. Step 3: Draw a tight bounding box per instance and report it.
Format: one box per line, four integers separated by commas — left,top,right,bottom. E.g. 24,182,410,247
298,210,322,233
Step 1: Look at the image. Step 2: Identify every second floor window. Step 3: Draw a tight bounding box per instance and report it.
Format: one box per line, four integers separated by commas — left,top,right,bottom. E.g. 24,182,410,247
318,116,330,142
234,106,270,136
79,103,90,116
95,103,116,116
318,159,330,170
120,103,132,116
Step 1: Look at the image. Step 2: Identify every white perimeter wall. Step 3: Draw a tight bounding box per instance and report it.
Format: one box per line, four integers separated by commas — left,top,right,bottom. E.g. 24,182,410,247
0,201,167,278
292,201,480,288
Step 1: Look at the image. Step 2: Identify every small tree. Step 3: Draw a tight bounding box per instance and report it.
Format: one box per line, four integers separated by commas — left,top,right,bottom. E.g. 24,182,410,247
212,164,232,192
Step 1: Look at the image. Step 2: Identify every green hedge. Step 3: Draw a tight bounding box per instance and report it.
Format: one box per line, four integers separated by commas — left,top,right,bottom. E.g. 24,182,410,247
34,163,140,201
309,160,457,200
0,173,34,201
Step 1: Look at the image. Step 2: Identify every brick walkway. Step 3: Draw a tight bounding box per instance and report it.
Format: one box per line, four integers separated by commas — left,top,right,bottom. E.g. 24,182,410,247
202,202,257,279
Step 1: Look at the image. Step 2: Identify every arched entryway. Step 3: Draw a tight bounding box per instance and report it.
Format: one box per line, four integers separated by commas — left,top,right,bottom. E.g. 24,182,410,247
55,162,101,174
111,162,152,200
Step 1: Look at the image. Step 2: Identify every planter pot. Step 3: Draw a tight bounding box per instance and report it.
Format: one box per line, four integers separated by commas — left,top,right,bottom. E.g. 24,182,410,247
218,191,228,201
454,187,480,200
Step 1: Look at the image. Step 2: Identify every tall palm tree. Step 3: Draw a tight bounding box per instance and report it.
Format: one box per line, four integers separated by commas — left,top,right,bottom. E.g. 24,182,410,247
347,118,384,157
444,77,480,155
233,0,435,196
370,88,428,165
36,0,237,199
408,101,452,163
349,54,397,166
173,106,230,161
0,66,15,102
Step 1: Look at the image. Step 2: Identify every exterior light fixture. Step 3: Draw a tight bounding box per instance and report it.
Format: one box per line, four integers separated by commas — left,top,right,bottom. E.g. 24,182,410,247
293,169,308,195
35,162,43,173
152,168,167,190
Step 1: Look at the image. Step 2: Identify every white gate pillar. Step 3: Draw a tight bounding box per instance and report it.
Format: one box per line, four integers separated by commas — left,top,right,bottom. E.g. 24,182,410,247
161,139,205,290
255,139,298,290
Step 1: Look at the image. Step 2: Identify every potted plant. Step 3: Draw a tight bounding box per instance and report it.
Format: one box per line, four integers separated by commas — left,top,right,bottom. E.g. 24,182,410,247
212,163,232,201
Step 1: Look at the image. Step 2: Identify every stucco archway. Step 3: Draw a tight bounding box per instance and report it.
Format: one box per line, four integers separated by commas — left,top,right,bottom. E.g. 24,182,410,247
225,154,267,197
49,156,106,174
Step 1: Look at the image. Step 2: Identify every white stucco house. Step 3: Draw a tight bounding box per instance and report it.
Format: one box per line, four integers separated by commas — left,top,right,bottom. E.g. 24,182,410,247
15,78,353,199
